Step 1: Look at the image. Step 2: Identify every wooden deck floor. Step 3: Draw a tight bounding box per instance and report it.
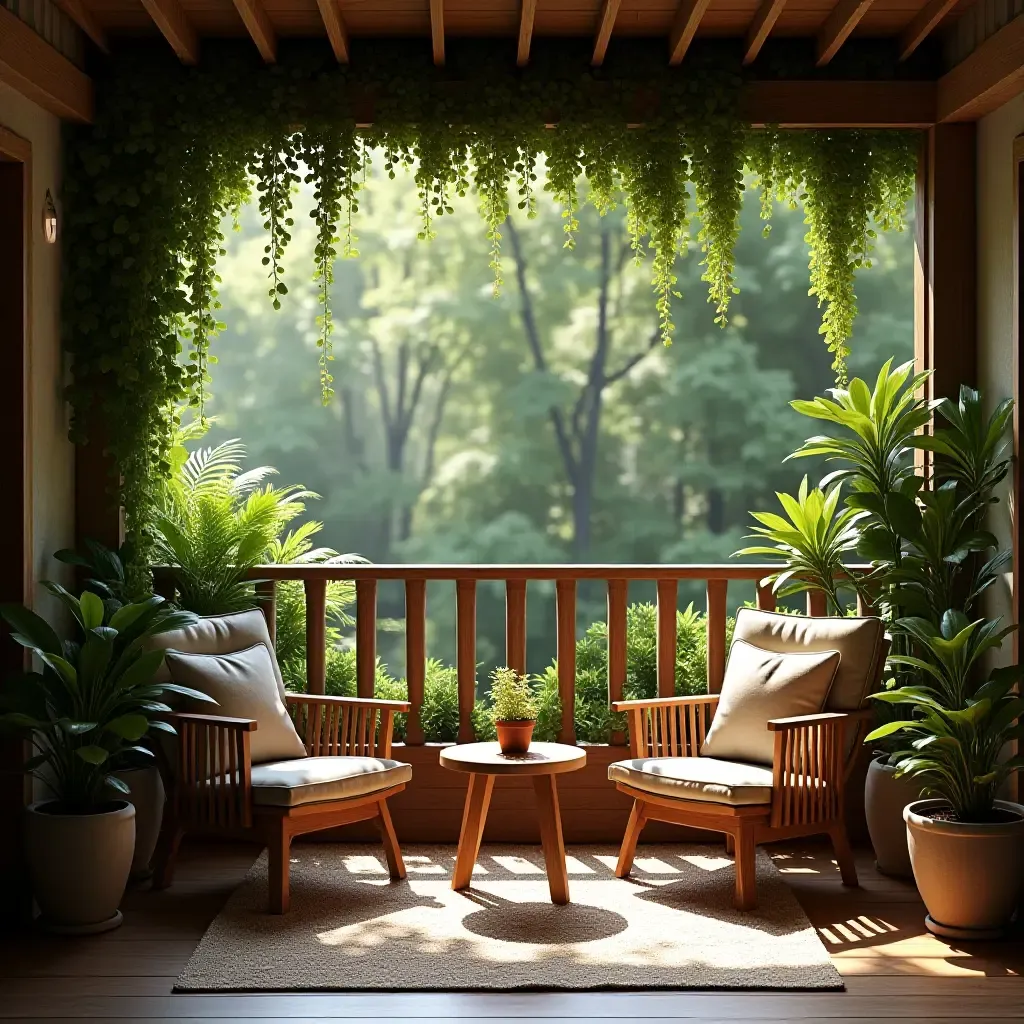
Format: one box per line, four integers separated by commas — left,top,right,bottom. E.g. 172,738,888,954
0,840,1022,1022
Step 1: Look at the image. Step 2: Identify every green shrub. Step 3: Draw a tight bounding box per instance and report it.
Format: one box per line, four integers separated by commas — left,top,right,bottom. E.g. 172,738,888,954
489,667,536,722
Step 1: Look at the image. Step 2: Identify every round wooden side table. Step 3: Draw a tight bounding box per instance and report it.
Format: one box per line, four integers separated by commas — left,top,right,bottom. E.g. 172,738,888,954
439,741,587,905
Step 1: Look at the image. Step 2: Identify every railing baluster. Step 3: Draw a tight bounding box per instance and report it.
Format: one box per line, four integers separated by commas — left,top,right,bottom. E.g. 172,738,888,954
656,578,677,699
706,578,728,694
355,578,377,699
606,579,628,746
806,590,828,617
505,578,527,676
255,579,277,646
303,578,327,695
857,591,877,616
456,578,477,744
555,578,577,745
755,582,776,612
405,579,427,746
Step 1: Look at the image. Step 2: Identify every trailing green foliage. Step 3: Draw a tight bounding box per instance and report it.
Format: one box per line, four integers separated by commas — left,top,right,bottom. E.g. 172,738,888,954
63,42,918,578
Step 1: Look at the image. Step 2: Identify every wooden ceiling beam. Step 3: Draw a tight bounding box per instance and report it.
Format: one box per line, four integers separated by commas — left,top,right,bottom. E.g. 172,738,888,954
517,0,537,67
54,0,109,53
0,6,93,121
316,0,349,62
743,0,786,66
900,0,960,61
431,0,445,66
746,79,935,127
816,0,874,67
140,0,199,64
668,0,713,64
591,0,621,66
938,12,1024,121
231,0,276,63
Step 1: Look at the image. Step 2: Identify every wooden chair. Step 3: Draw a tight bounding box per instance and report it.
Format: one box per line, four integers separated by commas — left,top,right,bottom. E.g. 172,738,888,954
609,609,889,911
150,612,411,914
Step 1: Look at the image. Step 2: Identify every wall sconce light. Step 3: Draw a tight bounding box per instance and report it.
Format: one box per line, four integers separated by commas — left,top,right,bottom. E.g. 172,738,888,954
42,190,58,244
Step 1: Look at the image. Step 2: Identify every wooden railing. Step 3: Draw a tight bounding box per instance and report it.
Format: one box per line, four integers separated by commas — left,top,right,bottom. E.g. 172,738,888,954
222,563,873,748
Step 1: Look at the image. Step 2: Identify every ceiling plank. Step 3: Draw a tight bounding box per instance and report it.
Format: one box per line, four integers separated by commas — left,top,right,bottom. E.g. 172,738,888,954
668,0,713,64
0,6,93,122
140,0,199,65
517,0,537,67
431,0,445,66
816,0,874,67
591,0,621,66
54,0,109,53
232,0,276,63
743,0,786,65
900,0,964,60
316,0,349,62
746,79,935,127
938,11,1024,121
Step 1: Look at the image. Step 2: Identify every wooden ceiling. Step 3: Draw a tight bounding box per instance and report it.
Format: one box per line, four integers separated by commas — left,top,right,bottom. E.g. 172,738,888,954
58,0,967,69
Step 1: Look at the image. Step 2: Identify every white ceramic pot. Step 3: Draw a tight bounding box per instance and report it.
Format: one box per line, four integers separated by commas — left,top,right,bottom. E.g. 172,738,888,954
112,766,165,879
25,800,136,934
905,798,1024,940
864,757,927,878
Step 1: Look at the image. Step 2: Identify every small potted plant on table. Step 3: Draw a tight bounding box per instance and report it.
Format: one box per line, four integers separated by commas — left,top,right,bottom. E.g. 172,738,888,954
490,667,537,755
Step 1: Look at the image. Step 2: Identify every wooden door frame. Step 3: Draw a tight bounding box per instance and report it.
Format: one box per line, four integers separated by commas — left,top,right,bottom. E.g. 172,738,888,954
1013,135,1024,664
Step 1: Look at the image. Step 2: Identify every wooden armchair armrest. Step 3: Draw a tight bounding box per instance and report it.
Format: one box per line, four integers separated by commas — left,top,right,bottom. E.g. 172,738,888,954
169,711,258,730
613,694,720,757
612,694,720,712
285,693,412,712
285,693,410,758
767,711,847,731
769,712,847,829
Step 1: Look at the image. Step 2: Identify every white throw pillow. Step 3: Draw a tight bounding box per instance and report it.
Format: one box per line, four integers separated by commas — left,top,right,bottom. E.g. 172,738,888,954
165,643,307,765
700,639,841,766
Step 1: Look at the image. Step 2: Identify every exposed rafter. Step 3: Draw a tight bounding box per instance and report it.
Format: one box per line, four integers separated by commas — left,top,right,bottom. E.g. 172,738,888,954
232,0,276,63
900,0,960,61
316,0,350,62
517,0,537,67
55,0,109,53
816,0,875,67
431,0,445,66
743,0,786,65
938,11,1024,121
140,0,199,64
668,0,713,65
591,0,621,67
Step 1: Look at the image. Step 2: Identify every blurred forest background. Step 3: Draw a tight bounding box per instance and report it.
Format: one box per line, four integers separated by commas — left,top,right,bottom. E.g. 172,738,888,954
200,154,913,679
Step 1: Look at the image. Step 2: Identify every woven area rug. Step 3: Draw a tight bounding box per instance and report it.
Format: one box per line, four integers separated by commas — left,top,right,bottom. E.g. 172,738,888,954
176,844,841,991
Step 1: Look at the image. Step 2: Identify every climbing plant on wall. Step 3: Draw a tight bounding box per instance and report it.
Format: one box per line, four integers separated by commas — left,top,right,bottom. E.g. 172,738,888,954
61,40,917,588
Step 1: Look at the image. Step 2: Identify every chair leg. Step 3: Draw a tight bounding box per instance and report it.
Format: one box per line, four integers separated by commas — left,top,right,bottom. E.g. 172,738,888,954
733,826,757,911
725,833,735,856
829,822,859,888
151,819,184,890
377,799,406,881
267,820,292,914
615,800,648,878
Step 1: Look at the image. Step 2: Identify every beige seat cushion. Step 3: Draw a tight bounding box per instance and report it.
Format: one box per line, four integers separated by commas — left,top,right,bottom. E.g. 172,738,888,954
608,757,773,807
700,639,840,766
250,757,413,807
148,609,285,698
164,643,307,765
732,608,885,713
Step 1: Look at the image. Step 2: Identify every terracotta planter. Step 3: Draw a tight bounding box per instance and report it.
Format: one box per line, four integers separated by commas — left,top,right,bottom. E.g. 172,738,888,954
26,800,136,934
905,798,1024,940
864,756,927,878
112,765,165,880
496,720,535,755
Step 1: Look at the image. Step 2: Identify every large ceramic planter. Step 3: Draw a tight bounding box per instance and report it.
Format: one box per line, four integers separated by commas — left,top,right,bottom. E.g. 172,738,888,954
905,798,1024,940
496,720,535,755
112,765,165,880
26,800,136,934
864,756,927,878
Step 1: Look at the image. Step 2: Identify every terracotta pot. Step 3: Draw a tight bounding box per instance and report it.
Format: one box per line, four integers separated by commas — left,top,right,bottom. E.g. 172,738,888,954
112,765,165,880
496,720,535,755
864,756,927,878
904,798,1024,940
26,800,135,934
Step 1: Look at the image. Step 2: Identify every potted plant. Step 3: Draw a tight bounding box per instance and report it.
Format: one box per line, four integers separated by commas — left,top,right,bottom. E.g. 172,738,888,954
867,613,1024,939
0,585,208,932
490,667,537,754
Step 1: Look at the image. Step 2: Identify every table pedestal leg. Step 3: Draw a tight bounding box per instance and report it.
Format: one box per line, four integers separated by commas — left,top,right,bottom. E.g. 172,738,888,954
533,775,569,904
452,773,494,891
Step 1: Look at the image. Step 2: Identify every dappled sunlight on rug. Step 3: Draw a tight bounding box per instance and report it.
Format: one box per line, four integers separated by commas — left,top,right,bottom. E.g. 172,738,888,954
175,844,841,991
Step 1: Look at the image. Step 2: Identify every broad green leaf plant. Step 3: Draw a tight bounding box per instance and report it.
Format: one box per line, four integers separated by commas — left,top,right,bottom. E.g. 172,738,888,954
0,588,211,813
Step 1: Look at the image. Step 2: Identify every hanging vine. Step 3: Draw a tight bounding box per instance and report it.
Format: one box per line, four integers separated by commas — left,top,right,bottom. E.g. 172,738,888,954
253,135,300,311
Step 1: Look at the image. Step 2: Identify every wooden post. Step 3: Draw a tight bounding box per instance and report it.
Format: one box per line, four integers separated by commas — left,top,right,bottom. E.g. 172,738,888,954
755,582,776,612
656,579,678,699
303,578,327,695
806,590,828,617
404,579,426,745
505,578,527,676
355,578,377,699
255,579,277,647
456,579,477,743
607,578,628,746
555,579,577,745
706,579,728,694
